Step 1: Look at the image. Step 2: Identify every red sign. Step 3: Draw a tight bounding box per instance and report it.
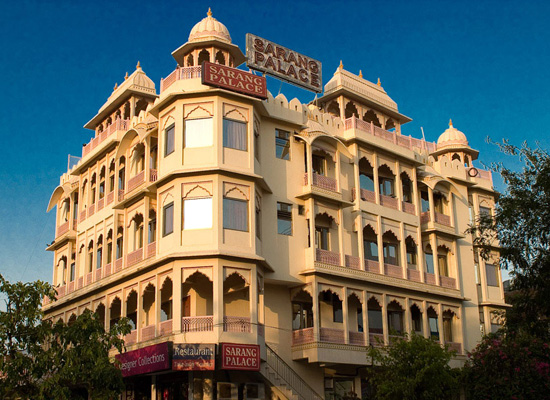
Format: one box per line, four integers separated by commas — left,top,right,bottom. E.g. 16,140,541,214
115,342,170,377
173,343,215,371
221,343,260,371
201,62,267,99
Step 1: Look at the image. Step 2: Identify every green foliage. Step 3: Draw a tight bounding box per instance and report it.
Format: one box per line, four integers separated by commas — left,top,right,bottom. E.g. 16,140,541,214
367,333,459,400
463,331,550,400
0,274,131,400
468,141,550,340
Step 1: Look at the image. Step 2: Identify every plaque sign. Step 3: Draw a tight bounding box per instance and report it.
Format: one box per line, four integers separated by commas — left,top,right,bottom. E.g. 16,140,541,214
202,61,268,99
246,33,322,93
221,343,260,371
173,343,215,371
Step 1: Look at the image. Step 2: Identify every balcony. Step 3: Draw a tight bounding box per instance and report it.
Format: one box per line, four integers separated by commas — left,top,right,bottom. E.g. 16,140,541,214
292,327,315,346
159,319,173,336
384,263,402,278
344,255,361,270
344,116,437,153
82,118,130,157
182,316,213,332
352,187,376,203
160,66,202,92
117,168,158,205
380,194,398,209
425,272,436,285
315,248,341,266
435,212,451,226
125,330,137,345
407,268,421,282
223,316,251,333
369,332,384,347
349,331,366,346
364,259,380,273
304,172,337,192
147,241,156,258
127,248,143,267
440,275,457,289
141,324,156,341
319,327,345,344
446,342,462,354
402,201,415,215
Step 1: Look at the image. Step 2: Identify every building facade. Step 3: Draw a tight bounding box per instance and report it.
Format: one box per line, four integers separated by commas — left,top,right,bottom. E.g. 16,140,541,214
44,10,507,400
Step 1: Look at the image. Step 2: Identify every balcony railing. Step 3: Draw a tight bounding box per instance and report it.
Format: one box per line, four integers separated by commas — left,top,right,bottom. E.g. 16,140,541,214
446,342,462,354
345,255,360,270
141,325,155,341
125,330,137,344
114,257,123,273
384,263,402,278
106,191,114,205
97,197,104,211
146,241,156,259
88,204,95,217
320,327,345,344
150,168,158,182
369,332,384,347
67,281,74,294
292,327,315,346
407,268,421,282
79,210,86,222
127,170,145,193
420,211,430,224
402,201,415,215
315,248,341,266
94,267,102,282
117,189,125,202
104,263,112,277
425,272,436,285
365,259,380,273
223,316,251,333
304,172,338,192
127,248,143,267
380,194,398,209
440,275,457,289
83,118,130,157
349,331,366,346
160,66,202,92
182,316,213,332
85,272,92,286
344,116,437,153
159,319,173,336
56,221,70,237
435,212,451,226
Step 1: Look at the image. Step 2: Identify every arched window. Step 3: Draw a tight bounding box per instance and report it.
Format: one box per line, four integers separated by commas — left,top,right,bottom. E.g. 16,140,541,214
187,54,194,67
363,225,378,261
378,165,395,197
367,297,383,335
118,157,126,191
438,246,450,277
96,235,103,270
443,310,455,343
428,307,439,340
135,99,148,116
198,49,210,65
452,153,461,162
215,50,225,65
150,138,158,170
401,172,412,203
148,210,157,244
142,283,156,326
116,227,124,260
344,102,359,119
359,158,375,193
406,237,417,269
99,167,106,200
160,278,173,322
411,304,422,334
382,231,400,266
108,160,115,193
291,290,313,330
87,241,94,273
106,230,113,264
424,244,435,274
90,174,97,205
95,303,106,328
314,213,334,251
363,110,381,127
385,118,395,131
126,291,137,330
123,102,130,120
433,192,447,214
110,297,121,328
387,301,404,335
131,143,145,175
133,214,144,250
326,101,340,118
320,290,343,323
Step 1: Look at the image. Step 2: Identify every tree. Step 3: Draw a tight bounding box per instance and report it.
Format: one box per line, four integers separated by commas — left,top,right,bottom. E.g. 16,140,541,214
0,274,131,400
468,141,550,339
366,333,459,400
463,331,550,400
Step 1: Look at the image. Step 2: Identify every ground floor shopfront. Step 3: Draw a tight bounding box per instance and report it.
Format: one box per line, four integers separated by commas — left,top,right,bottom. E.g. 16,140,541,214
118,342,266,400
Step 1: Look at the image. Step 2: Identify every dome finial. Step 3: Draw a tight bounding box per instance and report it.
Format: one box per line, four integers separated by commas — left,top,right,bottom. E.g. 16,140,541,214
449,118,453,127
359,70,363,78
124,72,128,80
207,7,212,17
377,77,381,86
339,60,343,70
114,82,118,90
136,61,141,70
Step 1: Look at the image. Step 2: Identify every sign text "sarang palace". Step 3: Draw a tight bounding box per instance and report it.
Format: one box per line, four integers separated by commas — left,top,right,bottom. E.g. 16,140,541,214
246,34,322,93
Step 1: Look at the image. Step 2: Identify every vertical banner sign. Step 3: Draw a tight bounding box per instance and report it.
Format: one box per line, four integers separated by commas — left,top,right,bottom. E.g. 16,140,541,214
221,343,260,371
115,342,171,377
246,33,322,93
173,343,215,371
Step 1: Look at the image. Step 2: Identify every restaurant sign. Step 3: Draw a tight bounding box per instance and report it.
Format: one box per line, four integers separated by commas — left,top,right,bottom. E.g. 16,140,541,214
202,61,268,99
116,342,171,377
173,343,215,371
221,343,260,371
246,33,322,93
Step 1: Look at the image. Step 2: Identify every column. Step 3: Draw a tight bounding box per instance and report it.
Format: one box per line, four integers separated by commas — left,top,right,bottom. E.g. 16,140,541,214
173,268,182,333
353,149,361,207
213,264,224,337
343,289,349,344
382,294,389,345
437,304,444,345
399,222,407,279
430,233,440,286
306,143,313,188
422,300,429,339
373,152,380,204
337,207,344,266
405,297,412,335
412,168,420,216
417,227,425,283
312,280,320,342
362,291,369,346
448,192,456,227
358,215,365,271
250,268,258,336
395,160,402,211
376,216,384,274
428,186,435,223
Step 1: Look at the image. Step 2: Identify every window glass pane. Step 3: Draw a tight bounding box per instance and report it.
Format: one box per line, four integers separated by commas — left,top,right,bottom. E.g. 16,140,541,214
421,191,430,212
184,198,212,230
275,129,290,160
429,317,439,339
359,173,375,191
185,118,213,148
165,125,175,156
277,202,292,235
223,198,248,231
368,310,383,333
425,252,435,274
486,263,499,286
333,295,343,323
479,206,492,216
163,203,174,236
364,241,378,261
223,119,247,151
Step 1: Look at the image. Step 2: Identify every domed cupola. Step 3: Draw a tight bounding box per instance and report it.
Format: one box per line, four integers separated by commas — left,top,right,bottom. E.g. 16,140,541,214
171,8,246,68
188,8,232,44
432,119,479,165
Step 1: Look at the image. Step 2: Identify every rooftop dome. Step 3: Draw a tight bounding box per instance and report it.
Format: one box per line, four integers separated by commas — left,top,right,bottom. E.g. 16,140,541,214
188,8,231,44
437,119,469,148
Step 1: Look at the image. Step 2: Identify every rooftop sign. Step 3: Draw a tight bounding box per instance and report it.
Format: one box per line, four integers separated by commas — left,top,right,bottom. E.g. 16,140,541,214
246,34,322,93
202,61,268,99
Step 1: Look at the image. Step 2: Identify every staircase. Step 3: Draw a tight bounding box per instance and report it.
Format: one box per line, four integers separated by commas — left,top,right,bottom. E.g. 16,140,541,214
261,344,323,400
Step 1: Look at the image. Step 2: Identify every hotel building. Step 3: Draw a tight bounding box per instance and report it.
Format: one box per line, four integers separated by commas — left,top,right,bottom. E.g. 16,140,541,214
44,10,507,400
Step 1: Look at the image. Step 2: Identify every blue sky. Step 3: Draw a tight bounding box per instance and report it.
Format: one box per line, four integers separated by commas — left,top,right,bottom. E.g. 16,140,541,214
1,0,548,284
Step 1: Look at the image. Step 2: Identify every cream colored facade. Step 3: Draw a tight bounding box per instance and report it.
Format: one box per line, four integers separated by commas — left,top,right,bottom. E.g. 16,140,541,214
44,10,507,400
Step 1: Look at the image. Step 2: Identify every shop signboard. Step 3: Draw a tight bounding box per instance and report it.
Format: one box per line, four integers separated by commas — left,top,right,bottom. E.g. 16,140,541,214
116,342,171,377
220,343,260,371
246,33,322,93
201,61,268,99
173,343,215,371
